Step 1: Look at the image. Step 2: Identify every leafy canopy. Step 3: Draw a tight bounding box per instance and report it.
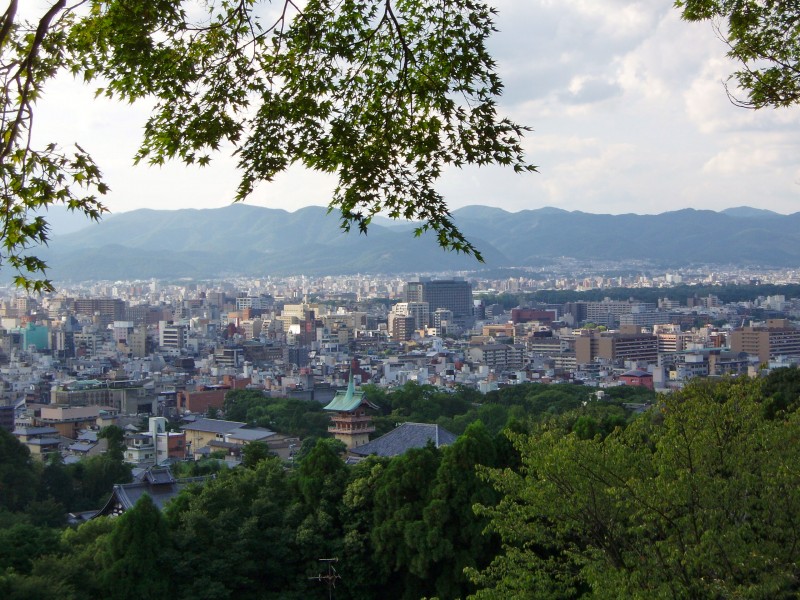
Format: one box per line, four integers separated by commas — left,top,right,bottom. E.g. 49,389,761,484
1,0,534,289
676,0,800,108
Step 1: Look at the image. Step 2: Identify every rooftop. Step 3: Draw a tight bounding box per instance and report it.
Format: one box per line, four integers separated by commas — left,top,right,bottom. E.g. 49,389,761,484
349,422,457,458
181,417,246,434
324,376,379,412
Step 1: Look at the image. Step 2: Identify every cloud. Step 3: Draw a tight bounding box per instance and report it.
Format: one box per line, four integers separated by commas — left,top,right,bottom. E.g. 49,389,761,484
560,77,623,105
29,0,800,220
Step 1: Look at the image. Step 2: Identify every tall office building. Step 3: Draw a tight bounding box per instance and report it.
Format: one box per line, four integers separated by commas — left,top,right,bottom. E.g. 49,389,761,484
404,278,473,325
392,301,429,330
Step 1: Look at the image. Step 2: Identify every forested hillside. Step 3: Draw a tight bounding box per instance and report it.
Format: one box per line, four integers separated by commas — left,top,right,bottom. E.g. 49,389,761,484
2,372,798,599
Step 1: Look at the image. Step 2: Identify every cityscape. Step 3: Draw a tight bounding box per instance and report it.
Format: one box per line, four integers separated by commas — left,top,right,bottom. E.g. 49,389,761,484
5,262,800,460
4,0,800,597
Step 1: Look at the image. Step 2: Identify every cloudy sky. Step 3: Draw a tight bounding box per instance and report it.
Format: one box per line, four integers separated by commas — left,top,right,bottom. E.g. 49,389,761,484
35,0,800,217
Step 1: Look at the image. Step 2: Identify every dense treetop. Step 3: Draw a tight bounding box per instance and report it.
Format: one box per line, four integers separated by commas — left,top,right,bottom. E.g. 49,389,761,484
3,370,800,597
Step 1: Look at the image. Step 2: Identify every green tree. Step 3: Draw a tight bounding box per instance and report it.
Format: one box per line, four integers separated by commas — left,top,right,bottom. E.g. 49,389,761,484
421,421,501,599
369,443,442,599
68,451,132,510
471,377,800,598
1,0,533,289
27,517,116,598
761,365,800,418
676,1,800,108
340,458,390,600
98,424,125,462
100,494,173,599
0,522,61,575
241,440,270,469
166,457,298,599
0,428,38,512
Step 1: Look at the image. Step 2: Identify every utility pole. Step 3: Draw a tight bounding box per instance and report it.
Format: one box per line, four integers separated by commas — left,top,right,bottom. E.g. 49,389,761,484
308,558,341,600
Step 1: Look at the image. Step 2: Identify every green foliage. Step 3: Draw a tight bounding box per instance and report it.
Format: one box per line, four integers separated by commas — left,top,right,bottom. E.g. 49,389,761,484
761,365,800,418
0,428,37,512
65,453,132,511
421,422,501,599
240,440,270,469
166,457,299,599
0,569,75,600
224,389,330,438
369,443,442,599
101,495,173,599
0,0,108,290
98,424,125,461
3,0,533,288
472,376,800,598
296,438,348,505
677,1,800,108
0,522,61,575
28,517,115,599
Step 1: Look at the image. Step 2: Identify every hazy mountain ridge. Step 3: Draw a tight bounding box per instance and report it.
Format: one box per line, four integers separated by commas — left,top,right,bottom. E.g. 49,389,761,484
36,205,800,280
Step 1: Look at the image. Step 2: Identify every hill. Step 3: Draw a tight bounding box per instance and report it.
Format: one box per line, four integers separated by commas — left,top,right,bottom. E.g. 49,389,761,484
35,204,800,280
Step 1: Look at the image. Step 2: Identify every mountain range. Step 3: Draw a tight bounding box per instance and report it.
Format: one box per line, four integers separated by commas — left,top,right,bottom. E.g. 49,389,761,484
30,204,800,281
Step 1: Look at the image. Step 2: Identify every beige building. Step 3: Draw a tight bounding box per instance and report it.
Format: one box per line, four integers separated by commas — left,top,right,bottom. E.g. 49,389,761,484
35,405,115,439
575,329,658,366
730,320,800,363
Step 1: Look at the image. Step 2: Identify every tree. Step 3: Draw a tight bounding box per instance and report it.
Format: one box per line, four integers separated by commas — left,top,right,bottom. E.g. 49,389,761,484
100,494,173,599
471,377,800,598
369,443,442,599
0,0,107,291
98,424,125,462
1,0,533,289
0,427,38,512
240,440,270,469
166,457,298,599
676,1,800,108
421,421,501,599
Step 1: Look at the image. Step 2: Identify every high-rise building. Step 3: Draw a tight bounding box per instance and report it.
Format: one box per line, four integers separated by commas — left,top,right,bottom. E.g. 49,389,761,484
404,278,472,325
388,314,415,341
159,321,186,349
392,301,429,330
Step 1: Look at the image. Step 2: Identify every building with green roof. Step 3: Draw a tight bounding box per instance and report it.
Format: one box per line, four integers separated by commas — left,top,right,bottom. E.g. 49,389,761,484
323,376,378,449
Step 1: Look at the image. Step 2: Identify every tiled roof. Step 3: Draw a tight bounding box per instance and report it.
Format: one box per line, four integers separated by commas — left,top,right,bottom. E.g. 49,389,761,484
68,442,96,453
621,369,651,377
324,376,378,412
12,426,59,436
98,467,212,515
227,427,275,442
27,437,61,446
181,418,245,434
349,422,458,458
144,467,176,485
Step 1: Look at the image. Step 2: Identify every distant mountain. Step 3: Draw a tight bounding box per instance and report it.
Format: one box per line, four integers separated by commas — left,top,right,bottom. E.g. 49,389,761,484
34,205,105,236
721,206,781,219
32,204,800,280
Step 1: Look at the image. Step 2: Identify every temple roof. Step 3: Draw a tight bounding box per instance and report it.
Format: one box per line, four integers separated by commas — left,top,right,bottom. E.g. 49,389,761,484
96,466,212,517
349,423,457,458
323,375,378,412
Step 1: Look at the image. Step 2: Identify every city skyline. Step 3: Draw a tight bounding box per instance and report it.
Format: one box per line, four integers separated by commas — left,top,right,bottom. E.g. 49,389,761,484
33,0,800,219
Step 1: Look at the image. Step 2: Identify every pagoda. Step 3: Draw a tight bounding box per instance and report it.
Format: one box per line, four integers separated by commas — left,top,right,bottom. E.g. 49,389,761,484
323,374,378,449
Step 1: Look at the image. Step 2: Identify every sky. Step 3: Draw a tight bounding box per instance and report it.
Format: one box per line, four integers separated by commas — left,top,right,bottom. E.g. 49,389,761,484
33,0,800,218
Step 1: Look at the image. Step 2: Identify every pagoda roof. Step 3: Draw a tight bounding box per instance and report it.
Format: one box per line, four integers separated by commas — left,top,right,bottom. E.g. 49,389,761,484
324,376,378,412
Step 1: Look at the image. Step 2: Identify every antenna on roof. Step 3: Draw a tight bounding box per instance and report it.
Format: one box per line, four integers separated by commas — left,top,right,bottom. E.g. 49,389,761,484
309,558,340,600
